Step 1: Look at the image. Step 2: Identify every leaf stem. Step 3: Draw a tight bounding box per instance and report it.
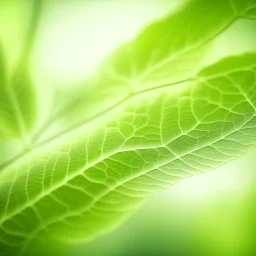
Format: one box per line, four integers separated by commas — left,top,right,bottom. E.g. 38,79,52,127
0,78,192,172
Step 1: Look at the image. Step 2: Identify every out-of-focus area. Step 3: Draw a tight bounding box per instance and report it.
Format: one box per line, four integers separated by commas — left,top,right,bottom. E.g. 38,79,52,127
0,0,256,255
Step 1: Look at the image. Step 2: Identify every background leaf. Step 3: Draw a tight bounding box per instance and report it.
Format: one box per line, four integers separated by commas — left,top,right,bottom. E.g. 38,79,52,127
35,0,256,142
0,45,35,143
0,0,42,146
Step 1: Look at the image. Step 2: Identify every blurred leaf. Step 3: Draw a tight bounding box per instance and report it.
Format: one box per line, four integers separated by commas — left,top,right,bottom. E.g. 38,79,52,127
0,44,36,144
1,0,256,255
39,0,256,139
232,0,256,18
0,0,42,145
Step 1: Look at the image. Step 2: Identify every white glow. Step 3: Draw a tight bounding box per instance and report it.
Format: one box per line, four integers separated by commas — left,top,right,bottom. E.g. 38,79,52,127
156,149,256,203
33,0,182,87
172,167,244,200
203,19,256,67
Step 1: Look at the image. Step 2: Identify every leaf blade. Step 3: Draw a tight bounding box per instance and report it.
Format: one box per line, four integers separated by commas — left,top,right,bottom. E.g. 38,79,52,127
0,53,256,255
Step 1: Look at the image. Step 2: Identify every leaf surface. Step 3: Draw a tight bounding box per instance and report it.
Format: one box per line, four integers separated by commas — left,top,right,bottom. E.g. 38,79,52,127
0,53,256,255
0,42,37,144
0,0,41,145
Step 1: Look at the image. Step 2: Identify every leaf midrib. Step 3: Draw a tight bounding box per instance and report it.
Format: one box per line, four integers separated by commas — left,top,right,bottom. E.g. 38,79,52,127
0,10,246,172
1,63,256,237
0,77,192,172
1,66,255,227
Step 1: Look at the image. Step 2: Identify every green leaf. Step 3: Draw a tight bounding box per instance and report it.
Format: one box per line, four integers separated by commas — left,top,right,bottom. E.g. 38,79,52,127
231,0,256,18
1,0,256,255
0,44,36,145
39,0,256,140
0,0,41,146
0,45,34,141
0,52,256,255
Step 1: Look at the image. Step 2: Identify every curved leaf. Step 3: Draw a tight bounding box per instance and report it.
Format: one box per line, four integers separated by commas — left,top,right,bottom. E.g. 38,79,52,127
1,0,256,255
0,53,256,255
0,0,41,144
0,44,36,143
38,0,256,140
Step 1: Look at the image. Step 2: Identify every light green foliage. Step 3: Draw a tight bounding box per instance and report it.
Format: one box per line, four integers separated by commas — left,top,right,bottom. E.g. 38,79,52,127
0,0,40,144
0,45,36,141
44,0,256,138
0,0,256,255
